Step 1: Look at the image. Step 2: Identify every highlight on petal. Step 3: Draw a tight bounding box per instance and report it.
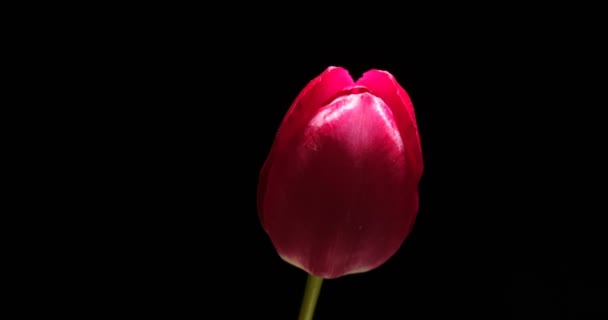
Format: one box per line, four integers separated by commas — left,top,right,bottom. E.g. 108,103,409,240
280,66,354,133
258,67,353,224
357,70,423,182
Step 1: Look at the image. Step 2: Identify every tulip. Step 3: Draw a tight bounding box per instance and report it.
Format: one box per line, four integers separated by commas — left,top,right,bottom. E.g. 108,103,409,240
257,66,423,318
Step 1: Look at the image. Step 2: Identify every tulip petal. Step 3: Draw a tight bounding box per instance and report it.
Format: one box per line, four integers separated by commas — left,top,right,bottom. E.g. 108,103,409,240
357,70,423,182
258,67,354,224
261,92,418,278
281,66,355,130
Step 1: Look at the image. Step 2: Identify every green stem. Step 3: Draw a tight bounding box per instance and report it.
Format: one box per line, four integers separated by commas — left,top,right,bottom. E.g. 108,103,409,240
298,274,323,320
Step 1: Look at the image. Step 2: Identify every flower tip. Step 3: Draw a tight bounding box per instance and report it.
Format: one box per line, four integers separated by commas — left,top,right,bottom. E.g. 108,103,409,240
363,68,392,77
325,66,347,72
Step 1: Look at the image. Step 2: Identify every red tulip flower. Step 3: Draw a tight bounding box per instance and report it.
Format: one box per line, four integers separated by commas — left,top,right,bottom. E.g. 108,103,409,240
258,66,423,280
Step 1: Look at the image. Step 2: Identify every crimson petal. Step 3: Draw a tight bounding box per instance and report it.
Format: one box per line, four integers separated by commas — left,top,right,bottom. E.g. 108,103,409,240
258,67,353,224
357,70,423,182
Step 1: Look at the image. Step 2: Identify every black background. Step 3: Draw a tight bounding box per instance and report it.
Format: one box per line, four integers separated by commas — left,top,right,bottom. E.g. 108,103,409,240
97,13,607,319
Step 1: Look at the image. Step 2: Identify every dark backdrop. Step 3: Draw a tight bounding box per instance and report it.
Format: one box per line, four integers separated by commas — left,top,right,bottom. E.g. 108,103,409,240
104,17,606,319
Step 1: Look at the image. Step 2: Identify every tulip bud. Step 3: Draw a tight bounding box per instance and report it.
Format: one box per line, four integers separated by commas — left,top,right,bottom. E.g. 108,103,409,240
258,67,423,279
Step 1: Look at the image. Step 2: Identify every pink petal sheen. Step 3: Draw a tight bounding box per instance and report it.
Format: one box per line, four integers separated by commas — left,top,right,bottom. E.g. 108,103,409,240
258,67,422,278
257,67,354,224
357,70,423,183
